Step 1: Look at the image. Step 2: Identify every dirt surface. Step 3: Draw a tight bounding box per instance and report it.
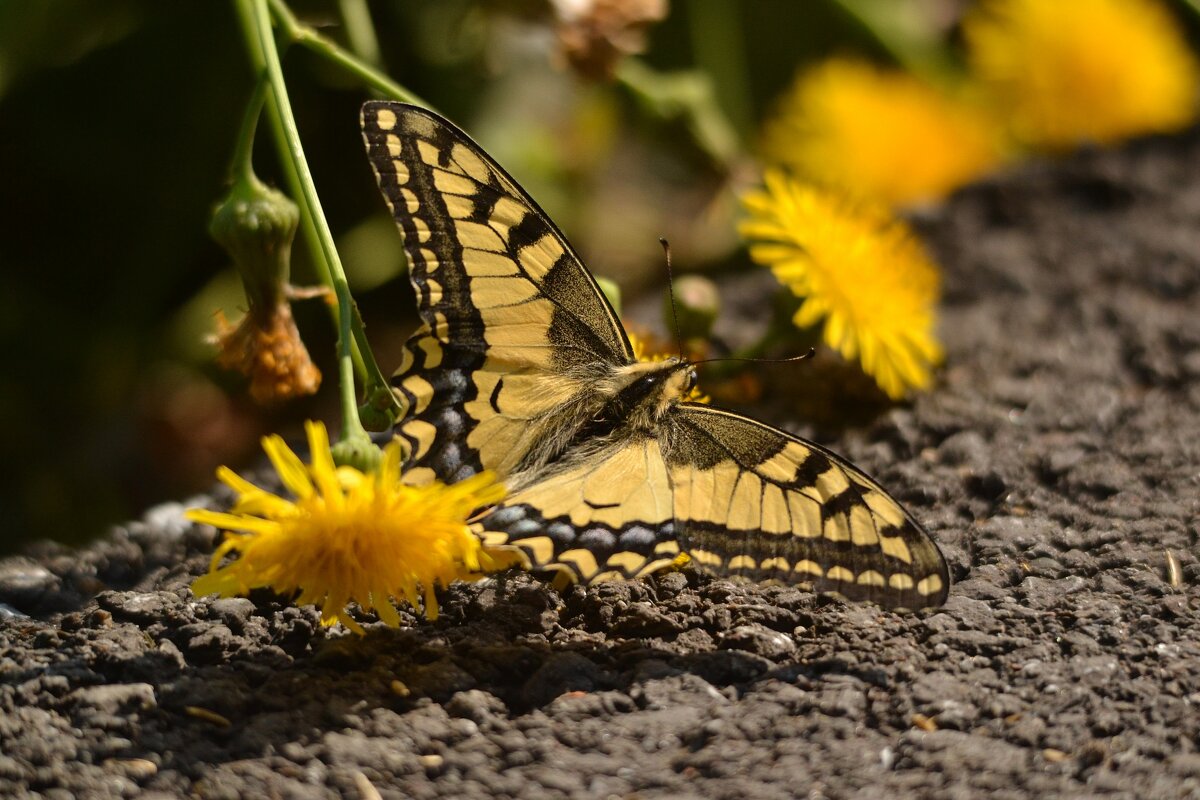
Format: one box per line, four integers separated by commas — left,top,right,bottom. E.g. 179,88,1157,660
4,132,1200,800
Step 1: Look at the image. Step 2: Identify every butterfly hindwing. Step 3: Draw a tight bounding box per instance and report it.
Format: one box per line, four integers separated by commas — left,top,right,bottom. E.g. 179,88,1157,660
361,101,633,482
474,436,683,583
474,403,949,608
666,405,950,608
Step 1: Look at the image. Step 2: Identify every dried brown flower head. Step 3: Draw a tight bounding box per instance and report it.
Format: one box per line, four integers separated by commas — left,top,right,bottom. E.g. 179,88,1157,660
553,0,668,80
213,302,321,406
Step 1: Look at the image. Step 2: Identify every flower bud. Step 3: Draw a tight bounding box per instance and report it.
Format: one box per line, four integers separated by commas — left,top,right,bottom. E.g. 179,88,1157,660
209,174,300,312
330,435,383,474
665,274,719,341
359,385,403,433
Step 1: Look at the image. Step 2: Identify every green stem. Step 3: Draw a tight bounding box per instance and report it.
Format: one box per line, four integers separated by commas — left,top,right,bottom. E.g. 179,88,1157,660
268,0,429,106
337,0,383,67
231,0,339,331
228,78,267,184
824,0,956,82
264,0,432,429
241,0,371,443
233,0,403,435
687,0,752,140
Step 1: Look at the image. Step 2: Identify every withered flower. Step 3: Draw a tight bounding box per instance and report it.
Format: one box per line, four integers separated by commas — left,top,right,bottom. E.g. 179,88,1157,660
552,0,668,80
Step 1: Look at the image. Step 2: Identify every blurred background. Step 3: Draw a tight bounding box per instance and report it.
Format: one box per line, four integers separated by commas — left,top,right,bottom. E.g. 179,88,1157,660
1,0,1197,553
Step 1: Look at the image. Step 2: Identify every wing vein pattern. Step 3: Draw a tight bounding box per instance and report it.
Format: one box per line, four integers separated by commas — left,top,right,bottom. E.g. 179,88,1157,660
361,101,632,484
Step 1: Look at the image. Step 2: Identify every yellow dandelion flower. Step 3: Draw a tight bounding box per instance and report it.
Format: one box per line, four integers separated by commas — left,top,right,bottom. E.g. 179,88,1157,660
187,421,505,633
626,327,710,403
760,57,1004,207
965,0,1200,149
739,172,943,400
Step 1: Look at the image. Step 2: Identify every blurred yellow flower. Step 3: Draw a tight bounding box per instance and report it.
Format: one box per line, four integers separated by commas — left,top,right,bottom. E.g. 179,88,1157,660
965,0,1200,149
761,57,1003,207
188,421,505,633
740,173,943,400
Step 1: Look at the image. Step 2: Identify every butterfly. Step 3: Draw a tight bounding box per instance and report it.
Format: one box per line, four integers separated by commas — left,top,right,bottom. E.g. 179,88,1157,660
360,101,949,609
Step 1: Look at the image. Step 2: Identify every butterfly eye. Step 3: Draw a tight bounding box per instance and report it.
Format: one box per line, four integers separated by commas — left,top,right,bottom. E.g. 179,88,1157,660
636,373,662,391
685,369,698,392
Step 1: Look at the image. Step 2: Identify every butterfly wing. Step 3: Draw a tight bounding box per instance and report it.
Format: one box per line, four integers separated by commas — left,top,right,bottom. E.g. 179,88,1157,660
473,436,684,583
360,101,633,483
665,404,949,609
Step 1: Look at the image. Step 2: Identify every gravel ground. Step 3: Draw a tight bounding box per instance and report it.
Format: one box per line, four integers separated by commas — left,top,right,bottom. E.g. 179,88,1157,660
2,130,1200,800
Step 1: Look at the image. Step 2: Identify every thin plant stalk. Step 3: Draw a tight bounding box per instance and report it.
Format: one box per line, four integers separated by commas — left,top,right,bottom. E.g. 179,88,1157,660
235,0,371,443
267,0,430,106
233,0,429,437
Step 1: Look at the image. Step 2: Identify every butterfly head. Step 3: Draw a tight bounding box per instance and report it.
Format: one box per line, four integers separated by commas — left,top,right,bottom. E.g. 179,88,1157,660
652,359,697,398
680,364,700,396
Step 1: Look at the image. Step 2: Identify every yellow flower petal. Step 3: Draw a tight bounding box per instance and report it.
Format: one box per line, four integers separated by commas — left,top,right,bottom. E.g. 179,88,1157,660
191,572,237,598
740,175,943,400
215,466,263,498
305,420,343,510
186,509,280,535
261,434,313,500
378,439,402,487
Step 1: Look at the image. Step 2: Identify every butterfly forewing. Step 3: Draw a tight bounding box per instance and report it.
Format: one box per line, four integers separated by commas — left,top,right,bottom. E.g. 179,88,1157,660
361,101,633,483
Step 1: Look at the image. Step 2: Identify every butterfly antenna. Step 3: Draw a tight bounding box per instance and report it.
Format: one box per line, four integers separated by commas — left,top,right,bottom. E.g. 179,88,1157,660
691,348,816,367
660,237,685,359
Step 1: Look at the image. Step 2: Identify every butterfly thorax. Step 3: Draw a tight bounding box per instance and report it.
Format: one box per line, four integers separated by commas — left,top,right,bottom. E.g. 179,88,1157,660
599,359,698,430
554,358,695,447
501,358,693,481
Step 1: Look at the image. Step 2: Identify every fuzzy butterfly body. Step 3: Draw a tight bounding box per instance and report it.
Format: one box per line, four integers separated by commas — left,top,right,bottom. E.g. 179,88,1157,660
361,101,949,609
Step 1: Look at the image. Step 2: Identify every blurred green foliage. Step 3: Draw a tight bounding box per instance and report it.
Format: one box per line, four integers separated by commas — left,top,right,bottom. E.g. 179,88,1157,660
0,0,1007,552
